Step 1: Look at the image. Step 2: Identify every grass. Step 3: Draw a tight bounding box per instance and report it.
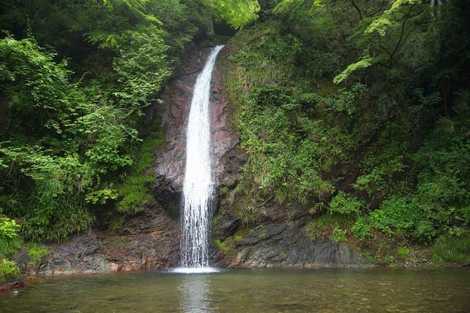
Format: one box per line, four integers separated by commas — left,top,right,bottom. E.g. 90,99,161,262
305,214,354,241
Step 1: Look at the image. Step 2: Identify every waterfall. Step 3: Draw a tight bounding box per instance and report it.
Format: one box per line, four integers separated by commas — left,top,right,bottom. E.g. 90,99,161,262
177,45,224,273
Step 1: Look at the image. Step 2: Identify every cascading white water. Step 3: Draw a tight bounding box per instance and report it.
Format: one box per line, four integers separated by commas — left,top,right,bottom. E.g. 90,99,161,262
178,45,224,272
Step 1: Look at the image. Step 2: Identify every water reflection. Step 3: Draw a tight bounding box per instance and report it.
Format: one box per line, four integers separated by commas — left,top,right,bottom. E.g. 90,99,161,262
179,275,213,313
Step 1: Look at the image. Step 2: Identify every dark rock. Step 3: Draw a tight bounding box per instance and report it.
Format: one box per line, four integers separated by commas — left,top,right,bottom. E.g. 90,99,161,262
237,224,287,247
218,217,241,240
228,223,367,268
35,203,179,276
153,175,182,219
13,249,31,272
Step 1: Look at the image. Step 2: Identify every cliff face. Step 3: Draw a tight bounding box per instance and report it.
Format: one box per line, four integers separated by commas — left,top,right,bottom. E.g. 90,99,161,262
154,46,241,215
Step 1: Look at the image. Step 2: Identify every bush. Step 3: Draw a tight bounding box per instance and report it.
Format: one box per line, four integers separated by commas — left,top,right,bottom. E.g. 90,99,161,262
330,226,347,243
0,217,21,258
113,26,171,111
351,216,373,240
432,233,470,264
369,197,434,241
0,259,20,282
27,244,48,266
397,246,411,258
328,192,364,215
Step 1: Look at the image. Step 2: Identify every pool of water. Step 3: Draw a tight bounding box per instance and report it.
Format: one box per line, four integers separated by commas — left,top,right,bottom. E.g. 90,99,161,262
1,269,469,313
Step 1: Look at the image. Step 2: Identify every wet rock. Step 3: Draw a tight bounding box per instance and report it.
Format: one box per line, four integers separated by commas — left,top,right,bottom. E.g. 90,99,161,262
237,224,288,247
217,217,241,240
13,249,31,273
229,223,367,268
154,47,211,199
153,175,181,219
35,204,179,276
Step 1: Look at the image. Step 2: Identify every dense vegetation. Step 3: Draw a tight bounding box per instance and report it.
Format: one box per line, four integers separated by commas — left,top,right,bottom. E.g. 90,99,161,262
0,0,252,281
1,0,469,282
223,0,470,264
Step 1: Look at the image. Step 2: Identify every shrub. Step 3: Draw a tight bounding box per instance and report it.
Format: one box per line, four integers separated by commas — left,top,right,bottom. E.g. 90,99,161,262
351,216,373,240
328,192,364,215
369,197,433,241
0,217,21,258
432,233,470,264
397,247,411,258
330,226,347,243
0,259,20,282
27,244,49,266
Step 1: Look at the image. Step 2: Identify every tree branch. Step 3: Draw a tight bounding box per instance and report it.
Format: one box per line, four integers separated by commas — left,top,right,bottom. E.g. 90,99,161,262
349,0,363,20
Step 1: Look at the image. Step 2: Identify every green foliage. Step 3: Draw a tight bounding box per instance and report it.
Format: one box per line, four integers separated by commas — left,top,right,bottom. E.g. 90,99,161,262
351,216,373,240
334,57,374,85
0,217,21,258
86,189,120,206
225,0,470,258
0,37,83,136
117,123,164,214
305,215,352,241
0,218,21,283
27,244,49,266
432,233,470,264
328,192,364,215
330,226,347,243
0,0,210,242
226,24,356,203
112,27,171,111
0,259,20,282
369,197,434,241
213,239,231,255
0,146,94,241
397,246,411,258
201,0,260,28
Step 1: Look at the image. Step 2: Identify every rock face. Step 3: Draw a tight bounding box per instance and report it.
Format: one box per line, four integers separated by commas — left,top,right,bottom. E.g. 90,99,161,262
210,51,243,188
155,49,207,194
34,205,179,276
154,45,242,214
228,223,365,268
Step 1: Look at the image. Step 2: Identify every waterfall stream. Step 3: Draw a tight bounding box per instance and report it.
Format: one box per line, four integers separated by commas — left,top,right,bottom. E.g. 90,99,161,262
175,45,224,273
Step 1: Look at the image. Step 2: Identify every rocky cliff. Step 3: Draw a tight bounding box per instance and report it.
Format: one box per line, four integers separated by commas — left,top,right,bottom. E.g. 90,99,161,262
154,46,241,215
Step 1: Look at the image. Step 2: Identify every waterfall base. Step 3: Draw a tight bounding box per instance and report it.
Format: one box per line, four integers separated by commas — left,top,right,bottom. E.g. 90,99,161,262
169,267,220,274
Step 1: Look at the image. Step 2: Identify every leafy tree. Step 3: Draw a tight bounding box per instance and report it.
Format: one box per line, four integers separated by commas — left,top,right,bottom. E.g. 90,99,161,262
201,0,261,28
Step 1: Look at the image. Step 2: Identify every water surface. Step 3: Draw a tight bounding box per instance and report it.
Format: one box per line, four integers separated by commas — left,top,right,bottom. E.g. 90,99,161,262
1,269,469,313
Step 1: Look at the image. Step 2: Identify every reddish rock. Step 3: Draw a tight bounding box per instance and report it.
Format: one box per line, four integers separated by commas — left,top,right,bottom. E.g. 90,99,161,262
154,45,242,210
